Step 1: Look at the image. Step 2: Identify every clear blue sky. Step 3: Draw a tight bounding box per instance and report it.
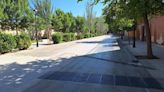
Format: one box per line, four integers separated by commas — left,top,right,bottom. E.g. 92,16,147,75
29,0,104,17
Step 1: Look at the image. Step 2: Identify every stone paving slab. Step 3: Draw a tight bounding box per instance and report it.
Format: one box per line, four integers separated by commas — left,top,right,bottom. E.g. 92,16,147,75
38,71,164,90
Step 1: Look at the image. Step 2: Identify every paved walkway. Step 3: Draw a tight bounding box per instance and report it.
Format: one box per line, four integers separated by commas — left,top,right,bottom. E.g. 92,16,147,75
120,39,164,90
0,35,164,92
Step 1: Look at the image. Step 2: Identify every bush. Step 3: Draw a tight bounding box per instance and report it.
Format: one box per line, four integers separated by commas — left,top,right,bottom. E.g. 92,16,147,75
52,33,63,44
63,33,72,42
70,33,76,41
90,34,95,37
84,33,90,38
15,33,31,50
0,33,16,54
76,33,84,39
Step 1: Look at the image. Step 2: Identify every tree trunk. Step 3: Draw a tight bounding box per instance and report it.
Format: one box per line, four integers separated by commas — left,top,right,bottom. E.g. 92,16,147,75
16,19,18,36
48,28,52,44
141,26,145,41
133,29,136,48
143,13,153,58
128,32,130,45
121,32,123,40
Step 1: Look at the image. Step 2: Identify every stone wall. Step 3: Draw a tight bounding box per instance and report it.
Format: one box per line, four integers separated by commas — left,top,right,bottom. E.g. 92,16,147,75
125,16,164,45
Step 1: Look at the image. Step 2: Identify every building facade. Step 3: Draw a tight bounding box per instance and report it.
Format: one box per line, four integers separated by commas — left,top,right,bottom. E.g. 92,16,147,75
125,16,164,45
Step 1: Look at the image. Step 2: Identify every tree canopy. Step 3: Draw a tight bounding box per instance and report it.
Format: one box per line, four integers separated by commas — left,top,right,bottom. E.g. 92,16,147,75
78,0,164,58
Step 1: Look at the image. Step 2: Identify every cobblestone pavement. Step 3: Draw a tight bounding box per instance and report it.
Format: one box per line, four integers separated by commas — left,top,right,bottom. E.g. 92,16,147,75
0,35,163,92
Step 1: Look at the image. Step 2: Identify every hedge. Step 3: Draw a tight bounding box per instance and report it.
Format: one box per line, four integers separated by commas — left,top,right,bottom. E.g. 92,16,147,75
15,33,31,50
77,33,84,39
84,33,90,38
0,33,16,54
63,33,72,42
52,33,63,44
70,33,76,41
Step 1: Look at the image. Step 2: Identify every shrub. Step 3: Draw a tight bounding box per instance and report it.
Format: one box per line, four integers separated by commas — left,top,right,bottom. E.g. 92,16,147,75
76,33,83,39
0,33,16,54
84,33,90,38
90,34,95,37
15,33,31,50
63,33,72,42
70,33,76,41
52,33,63,44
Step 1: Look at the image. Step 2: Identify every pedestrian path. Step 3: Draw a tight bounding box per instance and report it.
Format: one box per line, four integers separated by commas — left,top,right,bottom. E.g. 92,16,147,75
38,71,163,90
0,35,164,92
120,39,164,91
24,35,164,92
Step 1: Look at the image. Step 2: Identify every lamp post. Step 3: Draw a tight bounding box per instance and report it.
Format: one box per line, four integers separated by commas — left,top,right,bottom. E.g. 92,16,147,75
33,9,39,47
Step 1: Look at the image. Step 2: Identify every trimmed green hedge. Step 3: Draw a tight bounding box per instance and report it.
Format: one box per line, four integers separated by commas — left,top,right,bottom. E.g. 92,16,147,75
51,32,99,44
70,33,76,41
15,33,31,50
77,33,84,39
52,33,63,44
84,33,90,38
63,33,71,42
90,34,95,37
0,33,16,54
52,33,77,43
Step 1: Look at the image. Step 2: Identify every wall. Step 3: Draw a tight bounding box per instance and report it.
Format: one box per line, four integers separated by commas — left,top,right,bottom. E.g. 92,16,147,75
125,16,164,45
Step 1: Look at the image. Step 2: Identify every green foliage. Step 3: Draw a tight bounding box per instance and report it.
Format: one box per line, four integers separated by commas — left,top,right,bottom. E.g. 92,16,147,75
84,33,90,38
52,9,72,32
85,1,96,34
0,33,16,54
52,9,86,33
52,33,63,44
77,33,84,39
33,0,54,40
90,34,95,37
15,33,31,50
75,16,85,32
70,33,76,41
0,0,32,31
78,0,164,58
94,17,108,34
63,33,72,42
102,1,134,32
52,10,64,32
0,32,31,54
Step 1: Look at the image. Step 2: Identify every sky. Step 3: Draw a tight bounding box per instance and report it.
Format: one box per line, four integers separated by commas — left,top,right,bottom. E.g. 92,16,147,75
29,0,104,17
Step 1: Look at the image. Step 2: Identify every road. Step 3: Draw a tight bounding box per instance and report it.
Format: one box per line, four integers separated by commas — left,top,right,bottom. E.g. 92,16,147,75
0,35,163,92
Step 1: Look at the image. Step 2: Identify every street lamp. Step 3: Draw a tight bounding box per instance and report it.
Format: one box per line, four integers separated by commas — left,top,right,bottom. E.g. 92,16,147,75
33,9,39,47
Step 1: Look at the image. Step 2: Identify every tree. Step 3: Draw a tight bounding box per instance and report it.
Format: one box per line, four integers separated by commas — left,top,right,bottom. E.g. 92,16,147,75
119,0,164,58
0,0,31,33
0,1,4,29
85,1,96,35
62,12,74,32
94,17,108,35
78,0,164,58
52,9,82,33
52,9,64,32
75,16,85,33
19,0,33,31
33,0,53,39
102,1,133,37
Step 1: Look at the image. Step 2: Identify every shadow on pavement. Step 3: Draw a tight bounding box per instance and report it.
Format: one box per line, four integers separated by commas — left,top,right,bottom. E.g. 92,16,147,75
0,48,162,92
